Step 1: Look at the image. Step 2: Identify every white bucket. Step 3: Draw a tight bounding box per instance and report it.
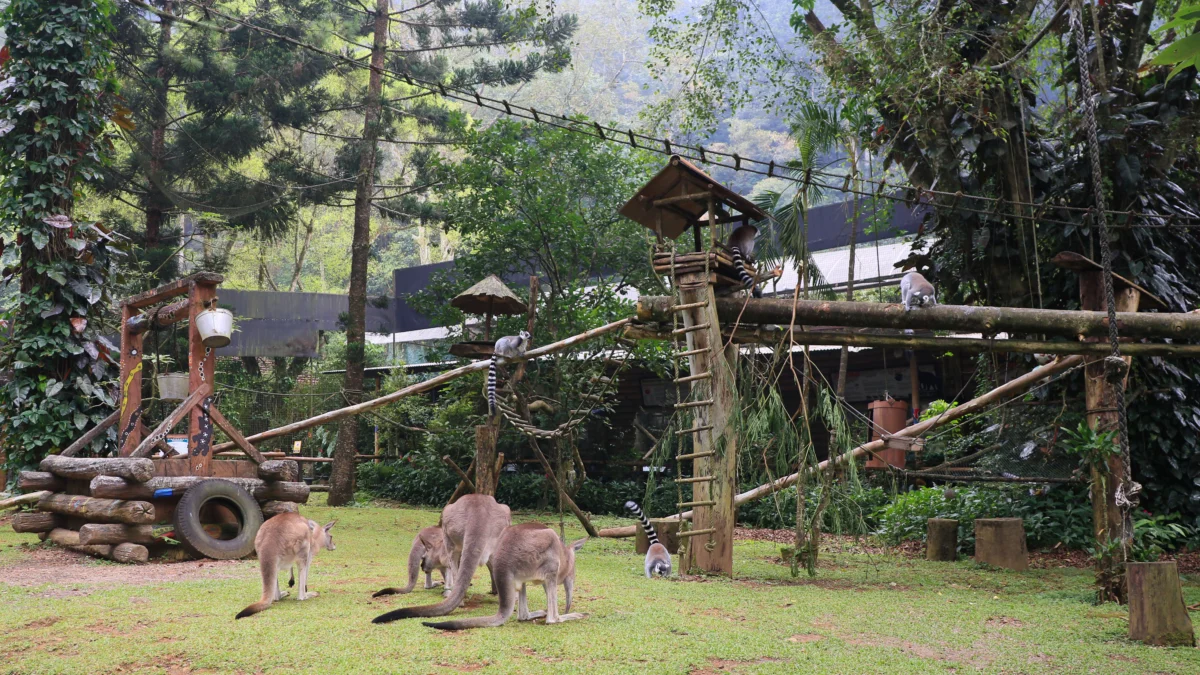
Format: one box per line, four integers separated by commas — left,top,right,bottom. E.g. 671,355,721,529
156,372,190,401
195,307,234,348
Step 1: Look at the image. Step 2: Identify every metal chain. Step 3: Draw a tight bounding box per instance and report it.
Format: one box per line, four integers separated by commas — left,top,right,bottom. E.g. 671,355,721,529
1069,0,1138,542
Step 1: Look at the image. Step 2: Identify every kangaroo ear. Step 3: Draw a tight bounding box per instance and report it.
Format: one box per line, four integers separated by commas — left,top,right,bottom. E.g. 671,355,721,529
324,521,336,532
570,538,587,552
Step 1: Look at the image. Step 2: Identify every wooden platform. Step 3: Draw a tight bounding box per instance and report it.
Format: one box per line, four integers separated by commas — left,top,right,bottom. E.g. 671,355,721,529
652,248,759,289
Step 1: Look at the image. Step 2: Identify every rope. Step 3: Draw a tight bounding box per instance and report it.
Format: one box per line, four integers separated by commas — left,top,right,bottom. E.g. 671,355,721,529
1069,0,1138,562
493,346,632,440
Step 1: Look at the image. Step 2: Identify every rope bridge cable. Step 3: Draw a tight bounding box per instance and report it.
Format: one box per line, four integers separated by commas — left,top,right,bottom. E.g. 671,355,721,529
167,0,1200,230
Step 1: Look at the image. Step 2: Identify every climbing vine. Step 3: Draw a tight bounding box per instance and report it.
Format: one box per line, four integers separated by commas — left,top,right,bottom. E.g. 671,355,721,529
0,0,123,476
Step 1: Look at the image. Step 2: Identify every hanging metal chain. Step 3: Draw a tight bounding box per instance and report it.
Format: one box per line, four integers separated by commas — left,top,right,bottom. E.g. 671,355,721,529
1068,0,1138,520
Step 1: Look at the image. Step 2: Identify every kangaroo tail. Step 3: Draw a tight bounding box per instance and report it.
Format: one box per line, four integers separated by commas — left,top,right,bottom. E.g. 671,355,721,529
625,501,659,545
373,535,483,623
422,575,515,631
236,564,278,619
373,533,427,596
732,246,755,290
487,356,498,416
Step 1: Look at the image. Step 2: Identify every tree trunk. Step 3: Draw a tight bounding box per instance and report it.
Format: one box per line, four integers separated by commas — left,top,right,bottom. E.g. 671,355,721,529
973,518,1028,571
144,0,173,246
926,518,959,561
329,0,388,507
1127,562,1196,646
474,425,499,496
836,159,859,397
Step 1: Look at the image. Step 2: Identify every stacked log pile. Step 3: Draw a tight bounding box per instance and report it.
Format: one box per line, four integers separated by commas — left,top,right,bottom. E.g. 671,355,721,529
7,456,308,563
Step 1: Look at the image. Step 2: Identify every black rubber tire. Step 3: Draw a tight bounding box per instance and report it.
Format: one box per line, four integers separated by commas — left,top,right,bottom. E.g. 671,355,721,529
173,479,263,560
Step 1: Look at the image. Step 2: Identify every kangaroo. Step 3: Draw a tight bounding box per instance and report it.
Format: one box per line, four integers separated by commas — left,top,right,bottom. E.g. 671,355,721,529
626,501,671,578
236,513,335,619
373,526,453,597
423,522,587,630
372,494,512,623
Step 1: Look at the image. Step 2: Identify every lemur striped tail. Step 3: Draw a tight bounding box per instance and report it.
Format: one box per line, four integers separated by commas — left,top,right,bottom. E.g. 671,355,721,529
731,246,755,290
487,355,498,415
625,501,659,545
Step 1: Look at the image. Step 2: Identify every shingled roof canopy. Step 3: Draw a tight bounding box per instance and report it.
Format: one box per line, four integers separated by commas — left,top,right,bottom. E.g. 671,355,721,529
620,155,768,240
451,275,528,316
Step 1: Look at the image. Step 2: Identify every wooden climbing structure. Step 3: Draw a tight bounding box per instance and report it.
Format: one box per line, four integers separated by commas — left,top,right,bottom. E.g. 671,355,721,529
620,155,769,575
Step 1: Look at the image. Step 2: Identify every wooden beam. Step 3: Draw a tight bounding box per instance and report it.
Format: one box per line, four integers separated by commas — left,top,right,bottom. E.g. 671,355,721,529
120,272,223,309
187,282,218,475
636,296,1200,340
60,410,119,457
40,456,154,482
653,191,713,207
125,299,189,334
38,493,155,524
129,383,212,459
206,404,266,464
118,304,144,456
211,318,632,452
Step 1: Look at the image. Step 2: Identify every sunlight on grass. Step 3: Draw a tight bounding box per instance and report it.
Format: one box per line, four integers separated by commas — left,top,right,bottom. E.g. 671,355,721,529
2,497,1198,674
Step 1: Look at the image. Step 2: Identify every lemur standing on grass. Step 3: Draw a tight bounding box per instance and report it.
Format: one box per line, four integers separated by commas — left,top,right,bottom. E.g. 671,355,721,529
487,330,531,416
625,501,671,578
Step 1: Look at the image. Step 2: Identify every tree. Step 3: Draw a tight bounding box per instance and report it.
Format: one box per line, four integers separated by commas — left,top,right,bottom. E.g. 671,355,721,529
0,0,124,475
326,0,579,506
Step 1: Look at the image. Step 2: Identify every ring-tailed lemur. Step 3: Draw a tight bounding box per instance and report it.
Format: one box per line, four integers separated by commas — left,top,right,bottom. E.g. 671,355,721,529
487,330,531,415
728,224,762,298
899,271,937,337
625,501,671,578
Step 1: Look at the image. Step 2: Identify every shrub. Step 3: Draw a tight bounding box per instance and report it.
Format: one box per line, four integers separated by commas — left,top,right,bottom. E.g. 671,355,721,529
737,484,891,534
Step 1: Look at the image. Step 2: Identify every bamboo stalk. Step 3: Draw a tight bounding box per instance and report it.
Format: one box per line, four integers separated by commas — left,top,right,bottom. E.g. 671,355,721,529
212,318,632,452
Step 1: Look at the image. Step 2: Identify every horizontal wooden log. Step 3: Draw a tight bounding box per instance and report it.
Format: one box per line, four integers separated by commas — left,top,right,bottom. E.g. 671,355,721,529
78,524,158,546
598,526,637,538
257,460,300,482
261,500,298,518
40,455,154,482
126,299,188,334
38,493,155,524
121,271,223,308
112,542,150,564
11,511,62,533
90,475,309,503
0,491,50,511
625,324,1200,357
211,318,633,453
17,471,65,492
636,296,1200,340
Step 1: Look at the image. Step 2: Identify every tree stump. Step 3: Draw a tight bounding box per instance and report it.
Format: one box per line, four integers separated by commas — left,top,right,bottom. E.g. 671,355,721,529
974,518,1027,570
11,511,62,533
474,424,499,496
926,518,959,562
257,460,300,483
1128,561,1196,647
635,518,680,554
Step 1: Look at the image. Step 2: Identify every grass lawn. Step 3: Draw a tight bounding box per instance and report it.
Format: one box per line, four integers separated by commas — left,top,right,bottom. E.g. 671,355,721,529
2,497,1198,674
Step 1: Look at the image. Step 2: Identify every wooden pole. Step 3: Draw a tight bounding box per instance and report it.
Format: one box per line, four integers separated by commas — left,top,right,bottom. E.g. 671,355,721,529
118,304,144,456
210,318,631,453
473,425,499,496
636,295,1200,340
910,351,921,419
1080,272,1139,603
60,410,120,457
441,455,476,493
187,280,218,475
623,324,1200,356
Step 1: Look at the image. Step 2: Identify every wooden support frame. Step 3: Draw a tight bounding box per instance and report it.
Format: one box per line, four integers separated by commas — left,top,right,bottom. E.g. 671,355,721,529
129,383,212,458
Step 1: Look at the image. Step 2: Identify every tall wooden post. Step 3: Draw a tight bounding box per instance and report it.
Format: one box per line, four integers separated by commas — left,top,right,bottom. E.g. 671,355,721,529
474,424,499,495
676,270,738,576
118,304,144,456
188,281,218,476
1079,270,1139,602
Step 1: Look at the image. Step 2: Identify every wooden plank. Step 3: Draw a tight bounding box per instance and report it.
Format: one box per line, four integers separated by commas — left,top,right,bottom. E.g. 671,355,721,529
130,383,211,459
206,404,266,464
60,410,120,458
120,272,223,309
118,303,144,456
188,282,218,475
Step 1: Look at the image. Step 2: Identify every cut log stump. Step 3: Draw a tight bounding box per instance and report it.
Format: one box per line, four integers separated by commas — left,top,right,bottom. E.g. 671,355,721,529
257,460,300,483
11,511,62,533
974,518,1028,571
78,524,158,546
40,455,154,482
1128,561,1196,647
111,542,150,564
635,518,681,555
926,518,959,562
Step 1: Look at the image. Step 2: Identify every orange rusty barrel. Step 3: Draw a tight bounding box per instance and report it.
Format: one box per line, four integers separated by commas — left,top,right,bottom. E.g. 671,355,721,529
866,399,909,469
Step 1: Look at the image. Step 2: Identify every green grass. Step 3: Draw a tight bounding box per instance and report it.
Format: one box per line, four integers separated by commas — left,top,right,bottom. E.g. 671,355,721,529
2,497,1198,674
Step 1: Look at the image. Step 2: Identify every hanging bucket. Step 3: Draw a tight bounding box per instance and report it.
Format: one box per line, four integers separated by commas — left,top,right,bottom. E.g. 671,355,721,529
156,372,190,401
195,308,234,348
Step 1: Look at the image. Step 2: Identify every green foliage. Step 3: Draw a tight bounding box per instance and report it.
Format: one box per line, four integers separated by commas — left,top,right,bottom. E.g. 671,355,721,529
737,483,891,535
1131,511,1196,562
1060,422,1120,470
1150,3,1200,80
0,0,123,474
877,485,1096,553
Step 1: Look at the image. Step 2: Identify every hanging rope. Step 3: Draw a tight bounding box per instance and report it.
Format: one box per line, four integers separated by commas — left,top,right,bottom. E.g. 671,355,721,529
1068,0,1138,549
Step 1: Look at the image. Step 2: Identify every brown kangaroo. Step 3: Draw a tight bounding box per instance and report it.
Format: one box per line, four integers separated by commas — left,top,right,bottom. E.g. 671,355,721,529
373,526,453,596
236,513,335,619
423,522,586,630
372,494,511,622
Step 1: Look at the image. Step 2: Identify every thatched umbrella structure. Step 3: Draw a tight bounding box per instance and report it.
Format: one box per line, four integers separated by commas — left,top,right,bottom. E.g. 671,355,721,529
451,275,527,340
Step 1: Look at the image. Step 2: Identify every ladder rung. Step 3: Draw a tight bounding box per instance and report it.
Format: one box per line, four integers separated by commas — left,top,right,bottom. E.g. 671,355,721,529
677,475,714,484
672,323,710,335
677,500,716,508
676,450,715,460
674,399,713,410
674,372,711,384
674,425,713,436
671,301,707,312
677,528,716,539
674,348,707,358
